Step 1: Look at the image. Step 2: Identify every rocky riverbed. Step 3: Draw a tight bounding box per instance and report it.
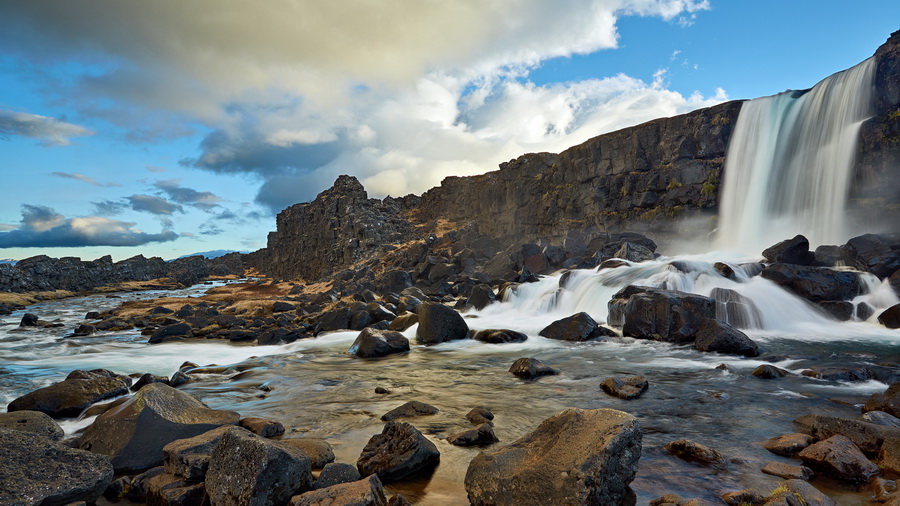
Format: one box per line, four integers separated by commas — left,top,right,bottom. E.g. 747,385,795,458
2,229,900,505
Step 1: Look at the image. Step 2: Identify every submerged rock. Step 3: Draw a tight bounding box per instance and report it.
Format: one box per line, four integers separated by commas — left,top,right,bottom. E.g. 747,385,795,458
0,428,114,505
380,401,439,421
663,439,723,465
448,423,499,447
508,357,558,380
761,263,860,302
356,421,440,482
75,382,240,473
464,408,641,506
600,375,649,400
472,328,528,344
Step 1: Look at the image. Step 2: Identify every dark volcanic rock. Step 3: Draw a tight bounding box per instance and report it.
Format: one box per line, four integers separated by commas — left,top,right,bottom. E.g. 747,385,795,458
879,303,900,329
7,370,131,418
509,357,558,380
694,318,759,357
415,302,468,344
206,427,313,506
794,413,900,456
280,439,336,469
840,233,900,279
600,375,649,400
761,263,860,302
448,423,499,447
313,463,362,490
148,322,192,344
762,235,815,265
291,474,387,506
761,433,816,457
75,383,240,473
621,288,715,343
0,428,114,506
315,307,353,334
380,401,439,421
472,328,528,344
752,364,790,379
464,408,641,506
538,312,611,341
818,300,854,321
0,409,65,440
163,425,242,480
798,434,878,482
356,421,440,483
864,383,900,418
349,328,410,358
663,439,724,465
466,284,497,310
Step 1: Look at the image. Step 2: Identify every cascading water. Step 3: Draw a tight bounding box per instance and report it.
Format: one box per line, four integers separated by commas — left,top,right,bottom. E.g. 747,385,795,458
717,58,876,253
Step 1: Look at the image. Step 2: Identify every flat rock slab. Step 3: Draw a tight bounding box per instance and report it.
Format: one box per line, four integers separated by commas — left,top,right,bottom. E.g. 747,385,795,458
290,474,387,506
75,382,240,473
0,409,65,440
761,433,815,457
381,401,439,421
0,428,113,505
357,422,440,483
761,461,814,480
206,428,313,506
465,408,641,506
798,434,878,482
600,375,649,400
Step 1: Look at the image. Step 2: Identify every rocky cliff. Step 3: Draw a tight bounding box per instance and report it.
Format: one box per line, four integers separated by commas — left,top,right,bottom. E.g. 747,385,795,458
252,30,899,283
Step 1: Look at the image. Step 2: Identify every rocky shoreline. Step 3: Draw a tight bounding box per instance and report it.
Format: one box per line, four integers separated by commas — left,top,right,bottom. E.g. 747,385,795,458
2,226,899,505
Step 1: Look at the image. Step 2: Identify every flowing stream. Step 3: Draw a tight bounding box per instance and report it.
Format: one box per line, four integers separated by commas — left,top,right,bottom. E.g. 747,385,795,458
1,258,898,504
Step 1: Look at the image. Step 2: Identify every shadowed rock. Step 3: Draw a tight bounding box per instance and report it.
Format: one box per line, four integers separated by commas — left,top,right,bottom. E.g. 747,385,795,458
357,422,440,483
448,423,499,447
291,474,387,506
763,235,815,265
473,329,528,344
600,375,649,400
509,358,557,380
694,318,759,357
416,302,468,344
539,312,613,341
381,401,439,421
313,463,361,490
163,425,245,481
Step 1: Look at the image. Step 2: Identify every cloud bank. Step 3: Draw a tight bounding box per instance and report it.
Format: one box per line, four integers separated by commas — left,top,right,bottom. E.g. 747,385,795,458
0,205,178,248
2,0,721,212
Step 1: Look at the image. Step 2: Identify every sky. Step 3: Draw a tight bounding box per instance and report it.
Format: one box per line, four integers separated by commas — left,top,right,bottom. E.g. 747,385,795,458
0,1,897,261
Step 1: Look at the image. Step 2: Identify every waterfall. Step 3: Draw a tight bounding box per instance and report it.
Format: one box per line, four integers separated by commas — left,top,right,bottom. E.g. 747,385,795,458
717,58,876,253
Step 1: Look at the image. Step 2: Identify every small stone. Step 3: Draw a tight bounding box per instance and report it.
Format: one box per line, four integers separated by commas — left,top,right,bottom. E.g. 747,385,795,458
760,433,815,457
751,364,790,379
239,417,286,438
374,387,391,395
663,439,723,465
380,400,439,421
761,461,814,480
448,423,499,447
600,375,649,400
312,463,361,490
466,406,494,425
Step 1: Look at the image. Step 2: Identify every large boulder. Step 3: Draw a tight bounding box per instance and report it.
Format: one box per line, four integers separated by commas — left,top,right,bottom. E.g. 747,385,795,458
290,474,387,506
538,312,613,341
75,382,240,473
879,303,900,329
356,422,440,482
762,235,815,265
709,287,763,328
620,288,715,343
794,413,900,456
464,408,641,506
415,302,469,345
509,357,557,380
840,233,900,279
797,434,878,482
472,329,528,344
163,425,242,480
206,427,313,506
7,369,131,418
0,428,114,505
349,328,410,358
466,284,497,310
0,410,65,440
693,319,760,357
761,263,861,302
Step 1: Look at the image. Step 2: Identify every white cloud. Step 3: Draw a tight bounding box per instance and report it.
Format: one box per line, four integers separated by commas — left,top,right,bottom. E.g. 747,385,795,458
0,110,93,146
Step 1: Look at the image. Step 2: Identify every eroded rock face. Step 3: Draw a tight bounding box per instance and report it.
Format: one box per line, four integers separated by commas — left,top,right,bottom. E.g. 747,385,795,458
465,408,641,506
0,428,114,505
7,369,131,418
356,422,440,483
75,382,240,473
206,428,313,506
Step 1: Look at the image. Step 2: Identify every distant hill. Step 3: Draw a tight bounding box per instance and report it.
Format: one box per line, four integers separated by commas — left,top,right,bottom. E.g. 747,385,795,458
173,250,247,261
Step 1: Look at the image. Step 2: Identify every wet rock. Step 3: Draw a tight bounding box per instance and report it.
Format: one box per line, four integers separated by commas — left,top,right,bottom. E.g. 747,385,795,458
291,474,387,506
240,416,286,437
841,233,900,279
862,410,900,428
20,313,38,326
801,366,871,382
349,328,410,358
794,413,900,456
466,406,495,425
720,489,767,505
281,439,336,469
163,425,242,480
600,375,649,400
865,383,900,418
714,262,737,281
0,428,114,505
315,307,353,334
72,323,96,336
75,382,239,473
145,473,207,506
538,312,612,341
761,433,815,457
761,461,814,480
880,304,900,329
380,401,439,421
131,372,169,391
466,284,497,310
621,288,715,343
761,263,861,302
448,423,499,446
387,313,418,332
880,437,900,474
314,462,362,490
762,235,815,265
764,479,835,506
7,369,131,418
814,245,842,267
374,387,391,395
649,494,703,506
798,434,878,482
388,494,412,506
356,421,440,483
710,287,763,328
858,301,876,321
472,328,528,344
415,302,468,344
613,242,655,262
509,357,558,380
0,410,65,440
169,370,190,388
85,311,101,319
378,269,413,295
817,300,854,321
148,322,192,344
694,318,759,356
752,364,790,379
206,428,313,505
663,439,723,465
464,408,641,506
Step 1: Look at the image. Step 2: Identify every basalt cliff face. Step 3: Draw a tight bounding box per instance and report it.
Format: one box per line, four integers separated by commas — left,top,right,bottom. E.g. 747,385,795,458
254,31,899,283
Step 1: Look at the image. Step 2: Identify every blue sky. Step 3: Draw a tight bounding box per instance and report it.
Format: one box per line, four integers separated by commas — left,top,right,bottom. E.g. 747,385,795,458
0,1,897,261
